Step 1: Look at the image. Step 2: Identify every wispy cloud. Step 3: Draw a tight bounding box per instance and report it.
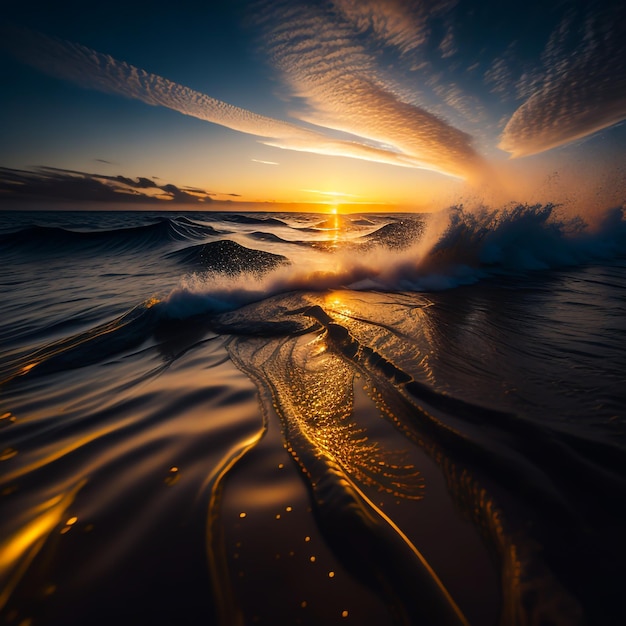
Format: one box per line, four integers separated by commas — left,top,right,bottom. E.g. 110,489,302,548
254,0,485,180
483,58,512,96
251,159,279,165
500,4,626,157
3,26,475,177
438,26,457,59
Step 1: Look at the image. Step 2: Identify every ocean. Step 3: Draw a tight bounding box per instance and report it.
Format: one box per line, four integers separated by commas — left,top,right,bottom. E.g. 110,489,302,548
0,205,625,626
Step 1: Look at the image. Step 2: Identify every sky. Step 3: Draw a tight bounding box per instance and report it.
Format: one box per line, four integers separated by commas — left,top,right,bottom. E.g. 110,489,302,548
0,0,624,211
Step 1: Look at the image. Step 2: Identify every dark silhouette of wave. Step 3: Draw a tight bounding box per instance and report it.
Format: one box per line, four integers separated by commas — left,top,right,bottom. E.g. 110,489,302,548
0,216,224,256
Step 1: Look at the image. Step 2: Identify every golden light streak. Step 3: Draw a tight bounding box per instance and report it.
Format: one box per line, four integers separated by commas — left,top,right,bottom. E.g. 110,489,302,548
0,479,86,612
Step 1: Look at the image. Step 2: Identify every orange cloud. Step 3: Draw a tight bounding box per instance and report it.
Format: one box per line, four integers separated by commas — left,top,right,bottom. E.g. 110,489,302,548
256,0,485,180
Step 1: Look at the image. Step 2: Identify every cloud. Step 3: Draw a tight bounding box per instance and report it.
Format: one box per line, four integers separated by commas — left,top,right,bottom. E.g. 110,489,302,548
2,26,474,177
329,0,428,54
114,175,158,189
0,166,213,203
328,0,457,56
254,0,485,180
483,58,512,96
431,82,486,125
438,26,457,59
500,5,626,157
251,159,279,165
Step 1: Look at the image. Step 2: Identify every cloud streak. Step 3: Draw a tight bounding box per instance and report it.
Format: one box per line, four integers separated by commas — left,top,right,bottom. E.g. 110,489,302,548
3,26,475,178
500,5,626,157
255,0,484,180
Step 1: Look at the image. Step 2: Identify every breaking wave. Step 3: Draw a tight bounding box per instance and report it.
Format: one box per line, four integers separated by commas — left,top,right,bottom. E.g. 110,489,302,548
159,204,626,319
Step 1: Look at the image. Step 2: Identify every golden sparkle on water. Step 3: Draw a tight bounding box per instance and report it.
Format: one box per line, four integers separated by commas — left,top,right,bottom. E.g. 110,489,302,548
164,466,180,485
60,516,78,535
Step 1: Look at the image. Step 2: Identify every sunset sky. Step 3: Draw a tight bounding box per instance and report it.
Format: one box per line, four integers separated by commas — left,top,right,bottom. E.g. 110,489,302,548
1,0,624,210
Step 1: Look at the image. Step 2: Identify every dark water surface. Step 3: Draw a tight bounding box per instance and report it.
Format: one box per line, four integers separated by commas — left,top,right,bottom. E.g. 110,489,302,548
1,207,625,625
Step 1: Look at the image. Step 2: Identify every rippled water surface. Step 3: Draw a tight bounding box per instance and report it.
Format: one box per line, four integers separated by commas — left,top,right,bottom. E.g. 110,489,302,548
1,207,625,625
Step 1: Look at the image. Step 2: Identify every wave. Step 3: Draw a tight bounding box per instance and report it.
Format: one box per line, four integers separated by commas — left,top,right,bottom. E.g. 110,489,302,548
0,216,224,256
167,239,288,274
394,203,626,289
157,204,626,319
0,302,161,384
217,214,288,227
245,230,339,251
360,218,425,249
245,231,294,244
352,217,376,226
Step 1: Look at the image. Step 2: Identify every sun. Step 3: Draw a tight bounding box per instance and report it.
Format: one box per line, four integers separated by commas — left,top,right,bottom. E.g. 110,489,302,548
329,206,337,215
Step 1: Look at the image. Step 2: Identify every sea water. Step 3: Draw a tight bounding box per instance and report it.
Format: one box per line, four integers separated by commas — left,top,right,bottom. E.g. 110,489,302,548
0,205,625,625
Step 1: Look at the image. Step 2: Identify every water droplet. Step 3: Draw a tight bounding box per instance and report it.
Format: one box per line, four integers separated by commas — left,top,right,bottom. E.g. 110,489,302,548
328,571,335,578
239,512,247,518
285,506,292,512
309,556,316,563
304,536,310,542
341,610,349,618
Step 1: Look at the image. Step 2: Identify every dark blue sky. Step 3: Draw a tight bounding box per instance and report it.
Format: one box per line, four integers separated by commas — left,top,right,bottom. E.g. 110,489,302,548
1,0,624,209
